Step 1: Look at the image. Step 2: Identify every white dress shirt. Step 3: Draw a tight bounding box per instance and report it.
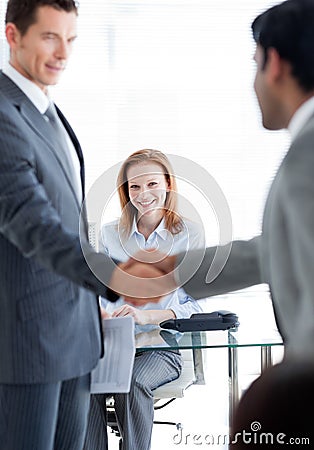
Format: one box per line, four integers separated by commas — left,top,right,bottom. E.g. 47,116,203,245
288,95,314,142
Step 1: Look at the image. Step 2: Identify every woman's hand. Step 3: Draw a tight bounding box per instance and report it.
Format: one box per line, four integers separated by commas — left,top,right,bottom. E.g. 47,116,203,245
112,304,150,325
135,329,163,347
100,307,112,320
112,304,175,326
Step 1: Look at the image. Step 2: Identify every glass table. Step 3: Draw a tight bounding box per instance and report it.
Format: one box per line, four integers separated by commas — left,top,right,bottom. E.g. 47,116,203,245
135,326,283,425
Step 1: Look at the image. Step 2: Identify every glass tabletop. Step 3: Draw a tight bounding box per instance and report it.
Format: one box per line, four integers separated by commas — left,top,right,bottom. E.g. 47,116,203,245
135,326,283,351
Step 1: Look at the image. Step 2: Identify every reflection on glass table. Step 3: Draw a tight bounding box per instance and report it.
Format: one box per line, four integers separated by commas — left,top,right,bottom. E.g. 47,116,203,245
135,325,283,426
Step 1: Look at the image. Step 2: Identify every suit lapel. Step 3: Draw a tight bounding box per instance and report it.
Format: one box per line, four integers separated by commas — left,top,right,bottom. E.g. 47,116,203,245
55,105,86,199
55,105,89,235
0,72,83,214
21,102,83,210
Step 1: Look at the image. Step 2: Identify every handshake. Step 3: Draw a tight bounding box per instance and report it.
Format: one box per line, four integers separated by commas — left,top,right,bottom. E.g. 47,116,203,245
109,249,178,305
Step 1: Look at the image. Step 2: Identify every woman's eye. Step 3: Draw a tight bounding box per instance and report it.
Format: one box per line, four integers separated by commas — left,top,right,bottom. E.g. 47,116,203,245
148,182,158,187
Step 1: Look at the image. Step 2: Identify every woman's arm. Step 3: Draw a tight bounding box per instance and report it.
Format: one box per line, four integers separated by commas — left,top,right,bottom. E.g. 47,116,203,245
111,304,176,325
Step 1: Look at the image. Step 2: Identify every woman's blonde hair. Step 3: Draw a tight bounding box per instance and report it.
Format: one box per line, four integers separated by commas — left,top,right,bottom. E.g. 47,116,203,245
117,149,183,237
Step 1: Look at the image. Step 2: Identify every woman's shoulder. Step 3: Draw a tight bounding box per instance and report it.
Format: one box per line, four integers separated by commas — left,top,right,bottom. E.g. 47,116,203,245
172,218,205,251
180,218,204,236
99,220,120,247
99,219,130,261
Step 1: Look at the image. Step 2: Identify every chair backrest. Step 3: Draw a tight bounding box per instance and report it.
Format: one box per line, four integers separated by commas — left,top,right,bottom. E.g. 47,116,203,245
88,221,98,250
153,348,203,399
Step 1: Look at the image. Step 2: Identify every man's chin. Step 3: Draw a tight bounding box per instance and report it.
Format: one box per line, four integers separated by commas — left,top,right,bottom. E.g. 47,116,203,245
42,74,62,88
262,117,283,131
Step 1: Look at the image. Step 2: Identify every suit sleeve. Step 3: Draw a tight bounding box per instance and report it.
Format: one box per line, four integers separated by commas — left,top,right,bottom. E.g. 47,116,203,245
175,237,262,300
0,95,116,298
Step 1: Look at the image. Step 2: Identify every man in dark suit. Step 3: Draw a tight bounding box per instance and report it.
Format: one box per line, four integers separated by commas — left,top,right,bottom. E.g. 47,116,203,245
127,0,314,363
0,1,166,449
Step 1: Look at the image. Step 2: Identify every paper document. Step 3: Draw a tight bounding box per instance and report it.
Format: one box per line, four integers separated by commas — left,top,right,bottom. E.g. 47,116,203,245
91,316,135,393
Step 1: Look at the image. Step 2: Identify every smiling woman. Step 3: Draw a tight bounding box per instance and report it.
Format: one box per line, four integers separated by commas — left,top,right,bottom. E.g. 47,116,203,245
127,162,171,237
116,149,183,240
83,148,206,450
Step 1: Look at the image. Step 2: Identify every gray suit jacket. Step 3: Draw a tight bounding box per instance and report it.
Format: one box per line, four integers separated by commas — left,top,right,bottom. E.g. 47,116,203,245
0,72,116,384
177,113,314,360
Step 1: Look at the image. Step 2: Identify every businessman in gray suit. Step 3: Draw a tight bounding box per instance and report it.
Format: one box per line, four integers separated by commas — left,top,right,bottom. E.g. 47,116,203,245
127,0,314,363
0,1,166,449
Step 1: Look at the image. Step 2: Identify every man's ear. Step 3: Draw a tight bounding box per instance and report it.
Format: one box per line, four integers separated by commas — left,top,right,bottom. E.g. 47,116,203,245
5,23,21,49
266,47,287,83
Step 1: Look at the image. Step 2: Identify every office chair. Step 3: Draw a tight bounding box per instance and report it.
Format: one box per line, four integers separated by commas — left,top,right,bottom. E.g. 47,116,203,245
106,346,206,440
153,347,206,429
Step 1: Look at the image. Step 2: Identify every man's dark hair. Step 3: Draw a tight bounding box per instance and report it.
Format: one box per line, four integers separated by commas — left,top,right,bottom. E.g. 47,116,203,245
252,0,314,92
5,0,79,36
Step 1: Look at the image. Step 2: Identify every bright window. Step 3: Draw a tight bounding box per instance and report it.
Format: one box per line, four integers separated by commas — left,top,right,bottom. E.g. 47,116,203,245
0,0,289,242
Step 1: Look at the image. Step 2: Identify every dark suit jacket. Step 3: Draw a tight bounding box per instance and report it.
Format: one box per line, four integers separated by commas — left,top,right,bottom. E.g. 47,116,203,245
0,72,116,384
